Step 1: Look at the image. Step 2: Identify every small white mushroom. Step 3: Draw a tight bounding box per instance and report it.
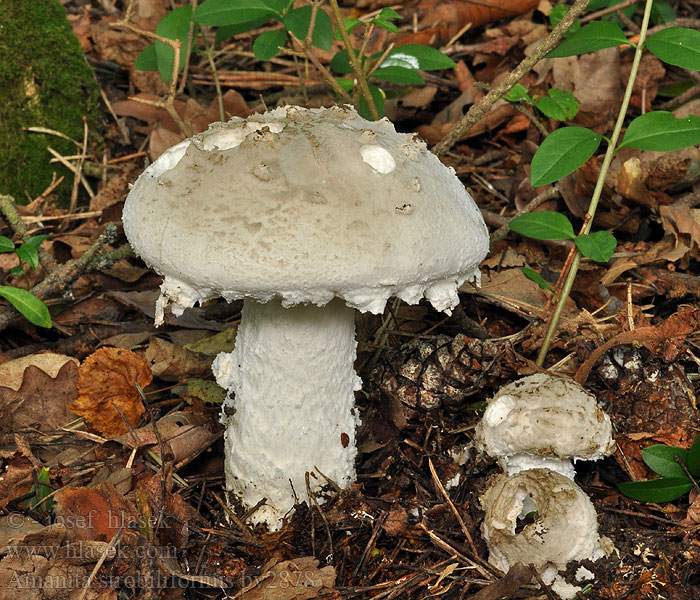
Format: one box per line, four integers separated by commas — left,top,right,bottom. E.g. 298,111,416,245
474,373,615,478
123,105,489,529
481,469,611,592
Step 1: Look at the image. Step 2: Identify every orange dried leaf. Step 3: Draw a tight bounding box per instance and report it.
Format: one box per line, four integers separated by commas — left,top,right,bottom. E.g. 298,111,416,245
70,347,152,437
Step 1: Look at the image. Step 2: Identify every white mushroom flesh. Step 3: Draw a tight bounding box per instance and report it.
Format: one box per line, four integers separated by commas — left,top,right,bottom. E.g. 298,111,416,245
480,469,607,579
475,373,615,475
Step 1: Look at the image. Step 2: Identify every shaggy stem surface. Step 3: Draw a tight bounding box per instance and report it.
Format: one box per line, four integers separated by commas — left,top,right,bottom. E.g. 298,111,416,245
213,298,360,529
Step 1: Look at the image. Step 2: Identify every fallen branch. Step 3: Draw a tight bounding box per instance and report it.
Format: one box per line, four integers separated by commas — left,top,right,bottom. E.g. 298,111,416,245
0,222,133,332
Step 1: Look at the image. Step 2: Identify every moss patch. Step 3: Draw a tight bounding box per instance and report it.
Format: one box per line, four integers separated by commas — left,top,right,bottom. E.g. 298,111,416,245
0,0,101,204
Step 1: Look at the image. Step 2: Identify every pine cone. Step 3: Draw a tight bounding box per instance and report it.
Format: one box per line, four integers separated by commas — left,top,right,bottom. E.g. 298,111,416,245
368,334,508,410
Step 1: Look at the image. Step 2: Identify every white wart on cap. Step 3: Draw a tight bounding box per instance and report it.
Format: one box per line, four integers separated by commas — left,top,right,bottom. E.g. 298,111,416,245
475,373,615,478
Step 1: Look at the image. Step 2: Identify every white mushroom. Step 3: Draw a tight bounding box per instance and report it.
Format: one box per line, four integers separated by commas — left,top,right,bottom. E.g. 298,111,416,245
122,105,489,529
480,469,610,584
474,373,615,479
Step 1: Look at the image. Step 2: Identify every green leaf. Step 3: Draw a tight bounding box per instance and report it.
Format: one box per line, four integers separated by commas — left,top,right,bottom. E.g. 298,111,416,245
330,49,353,74
521,267,557,296
0,286,51,328
377,7,400,20
215,17,272,45
618,477,692,503
619,111,700,151
27,467,53,511
10,266,24,277
650,1,676,24
282,6,333,50
154,5,195,83
334,18,361,41
657,79,696,98
358,84,385,120
531,127,602,186
371,66,425,85
641,444,689,477
16,236,48,270
193,0,277,26
24,234,49,250
547,22,631,58
0,236,15,253
261,0,291,12
575,231,617,262
504,83,533,104
509,211,576,240
535,88,580,121
134,43,157,71
687,433,700,477
253,28,286,60
335,77,354,92
16,244,39,270
549,4,580,35
384,44,456,70
646,27,700,71
371,18,399,34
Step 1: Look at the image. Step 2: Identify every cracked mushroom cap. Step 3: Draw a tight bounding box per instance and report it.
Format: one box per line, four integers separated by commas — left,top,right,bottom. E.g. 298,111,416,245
474,374,615,477
480,468,608,574
122,105,489,324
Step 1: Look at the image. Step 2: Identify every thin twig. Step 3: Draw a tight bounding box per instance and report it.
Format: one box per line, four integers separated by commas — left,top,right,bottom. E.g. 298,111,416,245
327,0,379,119
78,526,122,600
200,30,225,121
0,195,57,271
427,458,477,555
0,224,123,332
210,491,257,541
135,383,168,531
177,0,199,95
489,186,561,244
69,117,89,214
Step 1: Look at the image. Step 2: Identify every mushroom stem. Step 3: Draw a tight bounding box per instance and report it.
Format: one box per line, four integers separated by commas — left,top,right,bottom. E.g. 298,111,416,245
213,297,361,528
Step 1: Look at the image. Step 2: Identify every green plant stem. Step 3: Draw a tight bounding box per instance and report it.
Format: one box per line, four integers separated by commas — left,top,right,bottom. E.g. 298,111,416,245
536,0,655,367
0,195,56,271
327,0,380,120
200,30,225,121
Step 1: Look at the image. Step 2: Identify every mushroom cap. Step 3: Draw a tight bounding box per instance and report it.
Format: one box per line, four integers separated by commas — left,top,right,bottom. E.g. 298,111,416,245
480,468,607,573
474,373,615,469
123,105,489,318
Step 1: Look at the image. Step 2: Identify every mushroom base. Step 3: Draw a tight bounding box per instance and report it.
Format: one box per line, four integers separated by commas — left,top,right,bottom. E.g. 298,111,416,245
213,298,361,529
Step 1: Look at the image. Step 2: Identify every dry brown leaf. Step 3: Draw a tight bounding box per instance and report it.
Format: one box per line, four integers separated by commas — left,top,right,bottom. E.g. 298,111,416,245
382,505,408,536
414,0,540,43
416,101,516,143
70,347,152,437
462,266,578,320
113,90,251,159
239,557,336,600
53,483,139,543
114,411,219,465
145,337,211,379
659,203,700,256
0,453,34,508
551,47,622,130
0,354,79,432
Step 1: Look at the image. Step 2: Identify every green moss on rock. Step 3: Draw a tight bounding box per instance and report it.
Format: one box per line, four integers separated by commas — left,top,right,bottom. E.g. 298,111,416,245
0,0,101,204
